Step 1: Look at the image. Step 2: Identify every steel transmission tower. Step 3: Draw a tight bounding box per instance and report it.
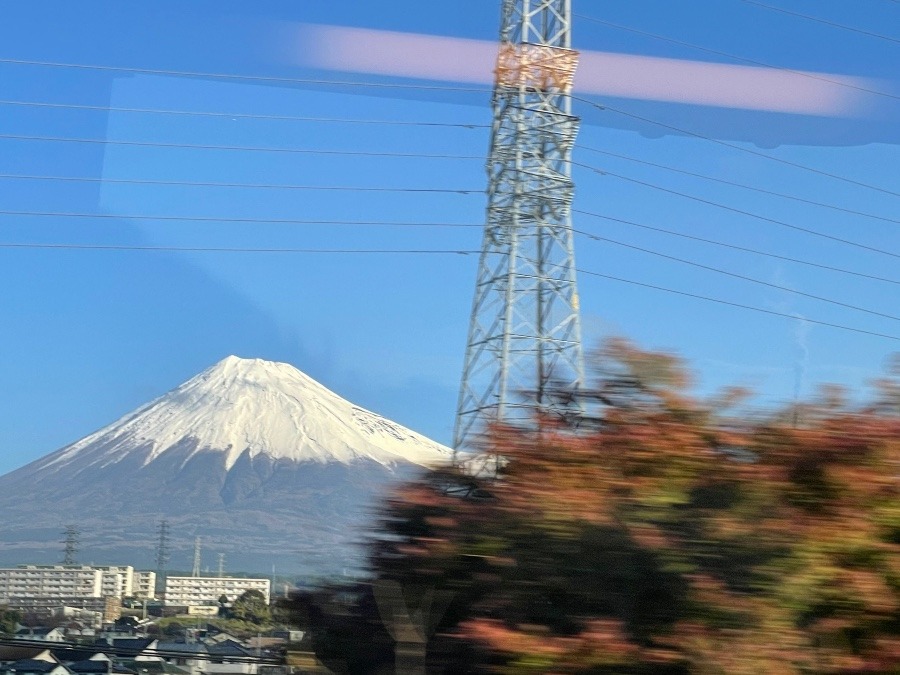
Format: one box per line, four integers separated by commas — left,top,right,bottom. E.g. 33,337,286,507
155,520,171,574
61,525,80,565
191,537,202,578
455,0,583,454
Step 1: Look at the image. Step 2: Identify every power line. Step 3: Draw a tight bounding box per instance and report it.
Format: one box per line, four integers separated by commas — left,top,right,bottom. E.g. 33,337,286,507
3,234,895,339
0,56,490,93
7,206,897,286
0,242,476,254
0,173,482,195
739,0,900,45
0,56,893,198
3,157,893,282
14,134,900,223
573,161,900,258
573,209,900,286
0,98,490,128
574,12,900,101
577,145,900,225
7,130,893,229
0,209,482,228
574,96,900,200
578,269,900,341
7,115,891,226
575,229,900,321
0,133,483,160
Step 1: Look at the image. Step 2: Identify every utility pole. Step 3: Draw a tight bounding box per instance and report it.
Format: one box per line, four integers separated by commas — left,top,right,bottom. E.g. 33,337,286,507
61,525,80,565
455,0,582,460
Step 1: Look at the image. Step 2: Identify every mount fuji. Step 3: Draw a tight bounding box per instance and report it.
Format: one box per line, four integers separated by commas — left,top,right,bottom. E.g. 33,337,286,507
0,356,452,577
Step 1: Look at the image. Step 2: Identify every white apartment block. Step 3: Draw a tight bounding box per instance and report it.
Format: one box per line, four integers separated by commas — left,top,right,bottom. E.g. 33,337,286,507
134,570,157,599
94,565,134,598
0,566,103,602
164,576,271,606
0,565,158,603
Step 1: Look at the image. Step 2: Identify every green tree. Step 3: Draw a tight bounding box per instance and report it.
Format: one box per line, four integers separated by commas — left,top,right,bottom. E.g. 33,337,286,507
0,606,20,635
231,589,270,625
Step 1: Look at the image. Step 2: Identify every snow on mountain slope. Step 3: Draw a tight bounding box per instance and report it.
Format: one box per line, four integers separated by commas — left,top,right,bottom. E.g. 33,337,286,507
35,355,452,476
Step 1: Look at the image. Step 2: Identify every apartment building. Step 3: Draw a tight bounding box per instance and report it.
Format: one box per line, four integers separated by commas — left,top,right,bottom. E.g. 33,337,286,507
0,566,103,602
0,565,157,603
94,566,134,598
164,576,271,606
134,570,157,599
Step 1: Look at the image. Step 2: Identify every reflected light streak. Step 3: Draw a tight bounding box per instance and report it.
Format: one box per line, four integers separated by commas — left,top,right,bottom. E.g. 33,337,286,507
282,23,875,117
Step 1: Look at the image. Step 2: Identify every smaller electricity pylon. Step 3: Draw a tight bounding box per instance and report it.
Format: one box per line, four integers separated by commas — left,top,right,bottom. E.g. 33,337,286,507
156,520,170,591
191,537,202,577
454,0,583,471
61,525,80,565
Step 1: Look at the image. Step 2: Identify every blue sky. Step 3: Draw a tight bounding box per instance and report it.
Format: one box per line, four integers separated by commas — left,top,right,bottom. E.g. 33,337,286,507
1,0,898,475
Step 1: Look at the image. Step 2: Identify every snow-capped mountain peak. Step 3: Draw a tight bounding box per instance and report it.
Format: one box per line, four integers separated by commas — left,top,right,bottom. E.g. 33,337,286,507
36,355,451,475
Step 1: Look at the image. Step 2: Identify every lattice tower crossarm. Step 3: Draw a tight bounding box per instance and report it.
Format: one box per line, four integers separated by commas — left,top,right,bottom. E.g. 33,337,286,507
454,0,584,455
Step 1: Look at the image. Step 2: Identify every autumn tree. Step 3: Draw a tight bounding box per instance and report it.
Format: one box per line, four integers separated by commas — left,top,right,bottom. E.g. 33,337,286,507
357,340,900,673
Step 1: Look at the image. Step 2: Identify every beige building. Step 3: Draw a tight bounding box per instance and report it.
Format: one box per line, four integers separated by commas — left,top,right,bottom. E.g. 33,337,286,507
164,576,271,606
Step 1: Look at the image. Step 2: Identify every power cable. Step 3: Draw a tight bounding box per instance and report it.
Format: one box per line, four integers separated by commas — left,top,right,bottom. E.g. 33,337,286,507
2,57,895,199
22,138,882,255
577,269,900,341
573,161,899,258
0,133,483,160
0,242,477,254
574,96,900,200
0,98,490,128
574,12,900,101
9,205,897,315
577,145,900,225
573,209,900,286
738,0,900,45
2,232,894,339
574,229,900,321
7,134,900,236
0,57,490,94
14,129,891,226
0,127,900,230
5,207,897,286
0,173,481,195
0,209,482,228
1,56,895,199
